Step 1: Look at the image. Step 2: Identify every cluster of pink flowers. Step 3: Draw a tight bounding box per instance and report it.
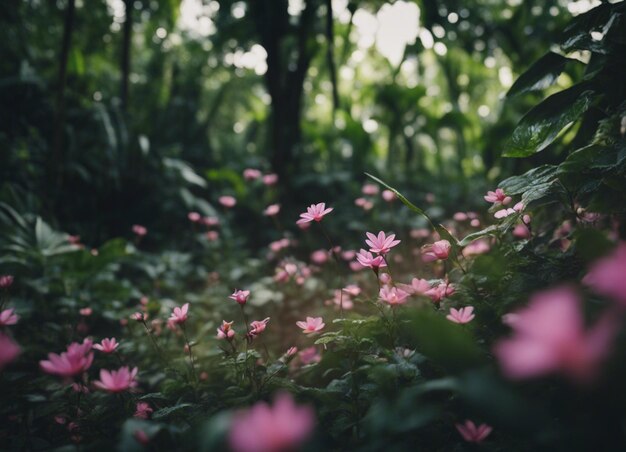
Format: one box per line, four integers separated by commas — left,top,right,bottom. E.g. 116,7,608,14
379,286,410,306
243,168,278,186
217,320,235,340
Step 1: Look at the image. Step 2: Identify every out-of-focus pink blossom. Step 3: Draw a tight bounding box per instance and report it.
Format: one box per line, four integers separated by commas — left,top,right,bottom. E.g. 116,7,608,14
310,249,328,265
228,392,315,452
206,231,220,241
399,278,431,295
132,225,147,236
68,235,81,245
286,346,298,357
134,402,153,419
219,196,237,208
446,306,475,324
230,290,250,305
484,188,511,205
72,383,89,394
356,249,387,270
93,366,138,393
421,240,451,262
79,307,92,316
134,429,150,445
249,318,270,337
453,212,468,221
513,201,525,212
40,339,94,378
203,216,220,227
0,275,14,288
169,303,189,325
0,308,19,326
0,333,20,371
217,320,235,340
425,283,455,303
296,317,325,334
327,290,354,310
462,239,491,257
494,208,516,219
470,219,480,227
379,286,410,306
349,261,363,272
264,204,281,217
583,242,626,305
379,273,392,285
455,420,493,443
131,312,146,322
244,168,262,180
93,338,119,353
410,228,431,239
513,224,531,239
296,203,333,225
355,197,367,207
188,211,201,222
365,231,401,255
425,193,435,203
343,285,361,297
362,183,379,195
341,250,356,261
493,285,617,383
299,347,321,365
382,189,396,202
263,173,278,186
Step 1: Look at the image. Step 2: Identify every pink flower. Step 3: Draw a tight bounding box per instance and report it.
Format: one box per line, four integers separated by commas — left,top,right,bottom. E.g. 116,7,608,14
455,420,493,443
493,285,617,383
134,402,153,419
79,307,92,316
399,278,431,295
131,312,146,322
228,392,315,452
356,249,387,270
188,211,201,222
0,308,19,326
206,231,219,241
446,306,475,324
203,216,220,227
379,286,410,306
169,303,189,325
0,333,20,371
286,346,298,357
381,189,396,202
583,242,626,305
134,430,150,445
365,231,401,255
93,338,119,353
379,273,391,285
264,204,281,216
421,240,451,262
249,318,270,337
310,249,329,265
470,218,481,227
425,282,455,303
453,212,468,221
230,289,250,305
462,239,490,257
494,208,516,219
341,250,356,261
132,225,147,236
296,203,333,225
299,346,321,365
513,223,531,239
68,235,81,245
362,183,379,195
296,317,325,334
40,339,94,378
484,188,511,205
0,275,14,288
244,168,262,181
219,196,237,208
93,366,138,393
263,173,278,186
217,320,235,340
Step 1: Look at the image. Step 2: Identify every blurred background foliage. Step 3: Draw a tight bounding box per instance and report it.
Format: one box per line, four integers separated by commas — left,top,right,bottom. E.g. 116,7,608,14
0,0,593,247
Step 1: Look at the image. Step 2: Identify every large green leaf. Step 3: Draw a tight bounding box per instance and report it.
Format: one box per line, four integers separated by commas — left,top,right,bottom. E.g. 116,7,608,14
507,52,575,98
502,87,597,157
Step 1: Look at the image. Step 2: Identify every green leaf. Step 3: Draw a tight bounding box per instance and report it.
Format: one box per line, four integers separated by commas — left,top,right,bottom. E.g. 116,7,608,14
507,52,574,97
502,87,597,157
152,403,194,420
